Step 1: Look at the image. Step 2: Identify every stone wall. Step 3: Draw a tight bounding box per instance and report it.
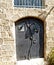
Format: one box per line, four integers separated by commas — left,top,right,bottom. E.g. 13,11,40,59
0,0,54,65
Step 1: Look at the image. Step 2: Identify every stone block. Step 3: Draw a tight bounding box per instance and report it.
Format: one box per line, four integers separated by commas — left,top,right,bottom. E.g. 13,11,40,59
47,42,54,47
0,13,6,19
11,14,20,22
1,0,6,2
4,38,14,45
4,38,14,41
9,21,13,27
1,50,14,58
0,2,7,9
3,25,10,31
1,51,7,56
4,40,14,45
7,9,13,15
1,19,9,26
0,62,2,65
2,56,12,61
1,62,16,65
47,31,54,37
0,19,2,25
0,8,3,13
52,37,54,40
0,38,3,45
7,31,13,37
1,32,6,38
45,0,54,6
0,33,1,37
6,0,12,2
0,25,2,32
0,57,2,61
7,51,14,56
1,45,14,51
6,2,12,9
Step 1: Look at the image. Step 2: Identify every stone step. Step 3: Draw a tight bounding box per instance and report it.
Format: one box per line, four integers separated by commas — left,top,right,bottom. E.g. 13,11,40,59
16,58,44,65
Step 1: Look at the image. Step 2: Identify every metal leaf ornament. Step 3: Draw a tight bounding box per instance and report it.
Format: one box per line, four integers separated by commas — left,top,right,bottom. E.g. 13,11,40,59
25,22,38,40
18,22,38,59
25,22,38,59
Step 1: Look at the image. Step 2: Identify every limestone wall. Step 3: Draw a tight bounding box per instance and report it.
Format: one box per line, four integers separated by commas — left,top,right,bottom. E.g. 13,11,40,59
0,0,54,65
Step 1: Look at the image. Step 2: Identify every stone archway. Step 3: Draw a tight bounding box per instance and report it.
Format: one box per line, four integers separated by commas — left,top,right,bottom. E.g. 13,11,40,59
15,16,45,65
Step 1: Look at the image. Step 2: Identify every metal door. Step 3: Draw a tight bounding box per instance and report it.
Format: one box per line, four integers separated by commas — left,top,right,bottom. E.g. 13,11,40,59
15,18,44,60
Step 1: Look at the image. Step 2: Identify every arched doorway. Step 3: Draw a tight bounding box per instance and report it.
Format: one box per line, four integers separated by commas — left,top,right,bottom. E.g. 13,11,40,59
15,17,44,60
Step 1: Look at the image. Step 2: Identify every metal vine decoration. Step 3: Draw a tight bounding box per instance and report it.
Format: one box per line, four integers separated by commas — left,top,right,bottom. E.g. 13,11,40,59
18,21,38,59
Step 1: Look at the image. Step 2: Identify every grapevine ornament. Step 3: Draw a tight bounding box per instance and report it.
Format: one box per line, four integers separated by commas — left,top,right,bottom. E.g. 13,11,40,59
18,21,38,59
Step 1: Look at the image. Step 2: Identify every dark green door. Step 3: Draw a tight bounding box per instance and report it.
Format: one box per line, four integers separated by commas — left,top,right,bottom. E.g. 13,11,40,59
15,17,44,60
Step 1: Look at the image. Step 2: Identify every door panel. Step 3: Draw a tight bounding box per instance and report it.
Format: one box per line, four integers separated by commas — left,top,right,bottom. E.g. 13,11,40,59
15,18,44,60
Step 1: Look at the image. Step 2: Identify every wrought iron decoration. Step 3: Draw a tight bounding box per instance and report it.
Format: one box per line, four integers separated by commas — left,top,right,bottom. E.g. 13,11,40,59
18,21,38,59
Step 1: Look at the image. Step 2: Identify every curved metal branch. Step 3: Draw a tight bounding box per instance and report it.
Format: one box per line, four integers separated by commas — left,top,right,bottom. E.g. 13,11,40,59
38,6,54,20
24,22,37,59
27,38,33,59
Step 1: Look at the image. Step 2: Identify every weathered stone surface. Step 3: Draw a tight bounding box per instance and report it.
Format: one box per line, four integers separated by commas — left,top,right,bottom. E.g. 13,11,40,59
0,25,2,32
0,62,16,65
1,45,14,51
0,57,2,61
4,38,14,41
0,38,3,45
0,2,7,9
4,38,14,45
4,40,14,45
7,31,13,38
6,0,12,2
1,32,7,38
0,0,54,65
45,0,54,6
1,19,9,25
0,13,6,19
3,26,10,31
